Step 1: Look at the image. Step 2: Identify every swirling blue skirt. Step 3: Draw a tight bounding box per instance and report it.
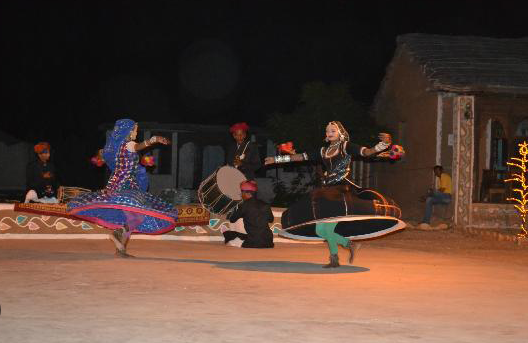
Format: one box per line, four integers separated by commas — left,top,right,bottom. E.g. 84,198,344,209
67,189,178,234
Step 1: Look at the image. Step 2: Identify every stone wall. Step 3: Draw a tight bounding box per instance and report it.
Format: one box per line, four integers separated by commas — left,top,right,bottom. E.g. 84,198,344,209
470,203,521,229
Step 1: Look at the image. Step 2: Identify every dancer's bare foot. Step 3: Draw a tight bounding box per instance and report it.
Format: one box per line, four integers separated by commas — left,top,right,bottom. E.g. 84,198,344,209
122,225,132,248
110,229,125,251
115,249,135,258
111,226,134,258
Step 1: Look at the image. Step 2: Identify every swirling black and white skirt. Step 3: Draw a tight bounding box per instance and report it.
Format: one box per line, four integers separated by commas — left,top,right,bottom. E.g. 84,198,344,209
279,185,405,241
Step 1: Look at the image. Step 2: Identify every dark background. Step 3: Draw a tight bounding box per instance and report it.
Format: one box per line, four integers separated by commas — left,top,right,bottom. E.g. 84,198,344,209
1,0,527,187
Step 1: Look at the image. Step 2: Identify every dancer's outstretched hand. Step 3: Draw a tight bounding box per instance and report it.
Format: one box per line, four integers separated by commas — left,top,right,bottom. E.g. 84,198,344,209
153,136,171,145
378,133,391,145
264,157,275,165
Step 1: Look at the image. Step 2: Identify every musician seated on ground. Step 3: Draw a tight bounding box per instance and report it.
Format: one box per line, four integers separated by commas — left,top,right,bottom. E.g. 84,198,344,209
226,122,261,180
25,142,60,203
223,181,274,248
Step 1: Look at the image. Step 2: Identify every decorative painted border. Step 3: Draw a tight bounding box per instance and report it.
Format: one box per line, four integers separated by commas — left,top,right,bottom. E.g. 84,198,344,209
0,208,285,236
1,215,97,231
453,95,475,227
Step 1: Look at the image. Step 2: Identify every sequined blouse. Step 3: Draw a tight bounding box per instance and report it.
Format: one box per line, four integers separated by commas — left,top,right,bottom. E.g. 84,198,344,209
104,142,141,193
306,141,363,186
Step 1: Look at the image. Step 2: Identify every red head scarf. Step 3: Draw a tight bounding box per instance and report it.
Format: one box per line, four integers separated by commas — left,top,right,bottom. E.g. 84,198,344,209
34,142,51,154
240,180,258,192
230,122,250,133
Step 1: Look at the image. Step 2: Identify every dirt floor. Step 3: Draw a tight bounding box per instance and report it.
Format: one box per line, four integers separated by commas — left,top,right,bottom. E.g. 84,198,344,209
1,229,527,343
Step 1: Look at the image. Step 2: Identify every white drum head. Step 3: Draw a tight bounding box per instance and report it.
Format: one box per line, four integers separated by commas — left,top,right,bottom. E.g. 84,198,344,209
216,166,247,200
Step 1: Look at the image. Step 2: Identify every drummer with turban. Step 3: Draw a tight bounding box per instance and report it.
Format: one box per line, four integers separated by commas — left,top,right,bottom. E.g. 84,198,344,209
226,122,262,180
25,142,60,203
223,180,275,248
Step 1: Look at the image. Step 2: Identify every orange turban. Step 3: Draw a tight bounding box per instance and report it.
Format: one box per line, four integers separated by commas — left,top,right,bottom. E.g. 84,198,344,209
34,142,50,154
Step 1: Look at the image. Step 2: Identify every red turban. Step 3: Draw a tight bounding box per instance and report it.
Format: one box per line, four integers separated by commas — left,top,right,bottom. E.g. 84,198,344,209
240,180,258,192
230,122,249,133
34,142,50,154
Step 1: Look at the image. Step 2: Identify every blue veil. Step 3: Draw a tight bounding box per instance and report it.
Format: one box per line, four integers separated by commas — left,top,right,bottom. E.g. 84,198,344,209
102,119,149,191
103,119,136,171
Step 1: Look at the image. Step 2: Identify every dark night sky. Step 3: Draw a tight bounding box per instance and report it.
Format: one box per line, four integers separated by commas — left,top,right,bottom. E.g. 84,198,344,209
1,0,528,145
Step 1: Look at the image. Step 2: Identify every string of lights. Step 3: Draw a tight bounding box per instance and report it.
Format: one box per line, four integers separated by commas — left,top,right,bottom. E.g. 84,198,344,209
505,141,528,238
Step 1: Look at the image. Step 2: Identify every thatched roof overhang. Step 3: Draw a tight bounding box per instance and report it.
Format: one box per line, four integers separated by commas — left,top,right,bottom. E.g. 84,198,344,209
398,33,528,95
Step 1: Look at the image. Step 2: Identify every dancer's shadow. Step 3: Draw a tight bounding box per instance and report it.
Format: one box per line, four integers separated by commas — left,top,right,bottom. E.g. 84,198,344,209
172,259,369,274
0,252,369,274
0,249,114,261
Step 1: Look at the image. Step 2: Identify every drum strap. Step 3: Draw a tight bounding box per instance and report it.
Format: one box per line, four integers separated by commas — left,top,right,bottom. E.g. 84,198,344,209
237,141,250,158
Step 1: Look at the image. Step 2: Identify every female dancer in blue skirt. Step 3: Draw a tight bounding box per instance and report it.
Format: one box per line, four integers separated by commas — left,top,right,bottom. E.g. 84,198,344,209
68,119,178,257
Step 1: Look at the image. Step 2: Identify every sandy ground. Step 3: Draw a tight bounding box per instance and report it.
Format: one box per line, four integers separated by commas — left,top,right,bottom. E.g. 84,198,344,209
1,229,528,343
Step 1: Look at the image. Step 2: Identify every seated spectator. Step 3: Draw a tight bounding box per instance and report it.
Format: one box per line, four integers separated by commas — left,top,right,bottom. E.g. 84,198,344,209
25,142,60,203
223,180,274,248
420,165,452,225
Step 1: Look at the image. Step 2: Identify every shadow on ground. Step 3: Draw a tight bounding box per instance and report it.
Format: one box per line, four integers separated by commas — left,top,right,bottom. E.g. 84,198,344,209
0,249,114,261
174,258,370,274
0,250,369,274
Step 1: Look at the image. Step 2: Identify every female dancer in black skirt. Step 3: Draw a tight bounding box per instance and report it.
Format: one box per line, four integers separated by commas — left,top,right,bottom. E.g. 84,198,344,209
265,121,403,268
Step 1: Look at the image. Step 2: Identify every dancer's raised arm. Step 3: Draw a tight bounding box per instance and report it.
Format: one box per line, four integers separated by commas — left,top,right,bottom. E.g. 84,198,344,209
132,136,171,152
265,132,391,166
360,133,392,157
264,153,305,165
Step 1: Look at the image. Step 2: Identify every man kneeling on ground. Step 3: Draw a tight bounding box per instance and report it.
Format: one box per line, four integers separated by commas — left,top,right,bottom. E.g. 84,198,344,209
223,180,274,248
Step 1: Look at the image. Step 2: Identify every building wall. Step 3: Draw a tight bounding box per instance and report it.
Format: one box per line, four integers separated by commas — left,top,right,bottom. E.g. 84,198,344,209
440,96,454,174
372,48,444,220
373,48,528,225
474,95,528,201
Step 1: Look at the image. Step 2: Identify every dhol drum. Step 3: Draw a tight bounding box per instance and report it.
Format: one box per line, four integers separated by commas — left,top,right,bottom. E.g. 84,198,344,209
57,186,91,203
198,166,247,215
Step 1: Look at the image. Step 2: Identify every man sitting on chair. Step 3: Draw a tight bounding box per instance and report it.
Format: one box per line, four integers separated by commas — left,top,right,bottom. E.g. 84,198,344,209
223,180,274,248
420,165,452,225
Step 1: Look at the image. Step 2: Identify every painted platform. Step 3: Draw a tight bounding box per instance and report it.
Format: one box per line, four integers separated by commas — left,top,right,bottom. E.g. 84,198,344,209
0,203,286,240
